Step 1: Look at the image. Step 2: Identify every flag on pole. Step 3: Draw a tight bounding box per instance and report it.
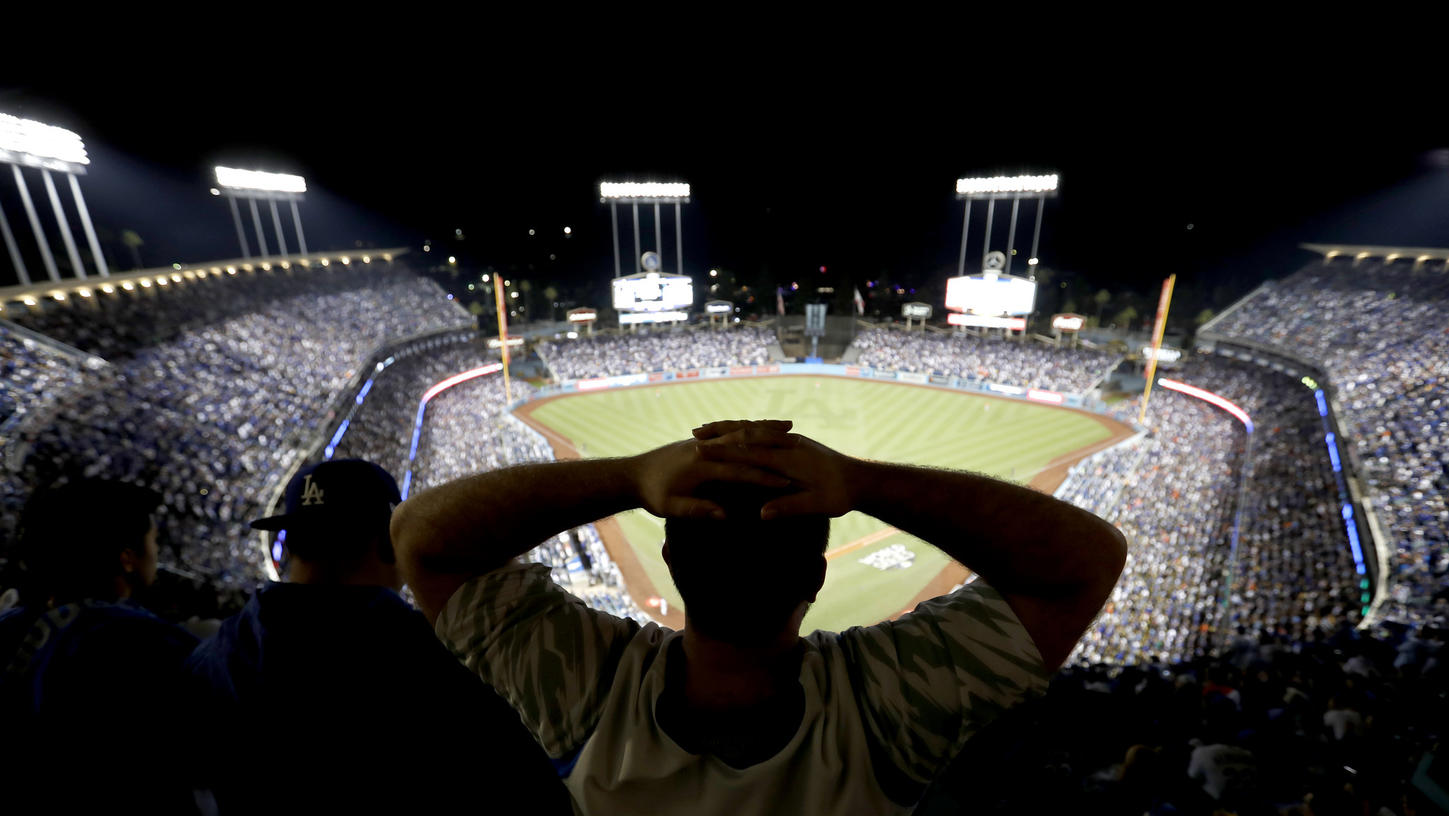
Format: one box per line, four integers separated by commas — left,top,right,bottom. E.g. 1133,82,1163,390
853,286,865,315
776,286,785,316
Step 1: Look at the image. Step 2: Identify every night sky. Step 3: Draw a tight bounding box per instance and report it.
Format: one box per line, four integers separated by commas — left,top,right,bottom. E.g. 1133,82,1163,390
4,59,1445,328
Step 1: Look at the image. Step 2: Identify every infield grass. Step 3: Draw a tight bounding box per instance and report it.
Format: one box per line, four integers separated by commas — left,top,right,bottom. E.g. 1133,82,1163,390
525,375,1111,633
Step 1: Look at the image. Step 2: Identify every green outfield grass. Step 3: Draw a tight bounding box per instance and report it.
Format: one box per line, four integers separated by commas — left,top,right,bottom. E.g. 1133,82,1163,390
525,375,1112,633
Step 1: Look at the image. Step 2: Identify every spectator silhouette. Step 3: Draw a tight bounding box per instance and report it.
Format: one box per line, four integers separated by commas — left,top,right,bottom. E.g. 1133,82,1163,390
186,459,569,812
0,479,201,811
394,419,1127,814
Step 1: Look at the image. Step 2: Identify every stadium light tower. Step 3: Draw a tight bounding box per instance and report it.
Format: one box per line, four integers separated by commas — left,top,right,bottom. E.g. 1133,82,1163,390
214,166,308,259
0,112,109,285
599,182,690,277
955,174,1059,278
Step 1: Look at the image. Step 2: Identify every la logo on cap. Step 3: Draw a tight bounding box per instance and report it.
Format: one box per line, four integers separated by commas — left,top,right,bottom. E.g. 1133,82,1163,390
301,474,326,506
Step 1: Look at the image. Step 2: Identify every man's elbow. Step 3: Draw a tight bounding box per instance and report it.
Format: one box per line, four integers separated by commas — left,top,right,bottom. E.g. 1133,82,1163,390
1090,525,1128,600
389,500,425,570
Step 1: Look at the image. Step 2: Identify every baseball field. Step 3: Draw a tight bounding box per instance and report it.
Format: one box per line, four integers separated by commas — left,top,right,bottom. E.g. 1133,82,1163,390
517,375,1129,634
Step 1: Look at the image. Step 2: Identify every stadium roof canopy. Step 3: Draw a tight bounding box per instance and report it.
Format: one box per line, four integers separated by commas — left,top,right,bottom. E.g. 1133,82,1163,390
1303,243,1449,263
0,247,409,309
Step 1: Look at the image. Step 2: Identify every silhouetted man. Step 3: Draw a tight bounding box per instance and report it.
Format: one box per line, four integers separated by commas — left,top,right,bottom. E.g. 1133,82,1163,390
187,459,568,812
393,419,1127,815
0,479,200,811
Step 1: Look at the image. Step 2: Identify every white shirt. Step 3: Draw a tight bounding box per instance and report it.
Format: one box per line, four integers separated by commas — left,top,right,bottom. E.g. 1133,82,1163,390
436,563,1049,816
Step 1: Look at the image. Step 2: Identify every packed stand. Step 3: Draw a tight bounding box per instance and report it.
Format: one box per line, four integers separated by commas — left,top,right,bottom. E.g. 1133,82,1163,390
412,375,545,489
538,326,773,381
2,267,473,597
1209,259,1449,626
850,327,1121,394
0,326,92,435
329,336,497,480
1,329,93,544
1056,390,1244,665
919,620,1446,816
1177,355,1363,640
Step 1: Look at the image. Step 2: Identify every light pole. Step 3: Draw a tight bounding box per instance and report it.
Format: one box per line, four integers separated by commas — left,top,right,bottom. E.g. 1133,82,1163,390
600,181,691,275
952,174,1060,337
0,112,107,284
214,166,307,259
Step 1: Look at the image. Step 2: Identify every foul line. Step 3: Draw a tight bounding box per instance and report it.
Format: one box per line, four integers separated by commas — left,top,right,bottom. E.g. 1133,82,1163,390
827,526,901,561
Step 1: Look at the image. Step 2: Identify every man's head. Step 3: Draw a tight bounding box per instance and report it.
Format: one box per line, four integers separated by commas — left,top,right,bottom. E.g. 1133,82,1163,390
663,481,828,647
251,460,402,587
19,479,163,605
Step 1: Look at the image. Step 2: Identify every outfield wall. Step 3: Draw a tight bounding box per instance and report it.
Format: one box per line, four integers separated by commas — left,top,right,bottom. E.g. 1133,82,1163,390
526,361,1106,412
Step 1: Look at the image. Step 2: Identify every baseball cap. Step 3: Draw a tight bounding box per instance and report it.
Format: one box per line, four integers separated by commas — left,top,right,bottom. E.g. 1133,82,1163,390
250,459,401,532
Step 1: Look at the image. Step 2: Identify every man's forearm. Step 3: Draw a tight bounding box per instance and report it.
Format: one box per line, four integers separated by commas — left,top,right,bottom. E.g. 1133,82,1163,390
392,458,640,575
848,459,1125,598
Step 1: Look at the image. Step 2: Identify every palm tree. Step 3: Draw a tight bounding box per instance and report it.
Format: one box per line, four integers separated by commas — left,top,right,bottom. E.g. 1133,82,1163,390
121,230,144,270
1093,289,1111,322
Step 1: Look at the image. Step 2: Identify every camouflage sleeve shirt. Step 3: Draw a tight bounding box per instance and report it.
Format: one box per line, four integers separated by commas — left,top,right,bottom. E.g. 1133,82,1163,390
436,563,1049,815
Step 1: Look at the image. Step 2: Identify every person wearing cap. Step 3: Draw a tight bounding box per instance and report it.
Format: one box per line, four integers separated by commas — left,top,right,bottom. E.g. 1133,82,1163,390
392,419,1127,816
186,459,569,812
0,478,202,811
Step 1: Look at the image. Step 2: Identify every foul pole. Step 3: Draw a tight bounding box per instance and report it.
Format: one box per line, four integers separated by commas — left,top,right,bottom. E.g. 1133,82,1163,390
494,276,512,403
1138,274,1177,425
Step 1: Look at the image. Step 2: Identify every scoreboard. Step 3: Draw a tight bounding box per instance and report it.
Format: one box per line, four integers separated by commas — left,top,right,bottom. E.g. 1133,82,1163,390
612,272,693,324
945,274,1037,316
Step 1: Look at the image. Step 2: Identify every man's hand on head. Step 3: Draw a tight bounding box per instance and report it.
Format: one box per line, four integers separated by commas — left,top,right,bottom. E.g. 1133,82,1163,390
694,423,860,520
629,433,791,520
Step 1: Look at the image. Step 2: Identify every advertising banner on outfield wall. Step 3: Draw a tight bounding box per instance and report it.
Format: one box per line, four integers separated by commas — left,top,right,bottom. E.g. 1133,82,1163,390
758,365,780,374
702,367,729,378
649,372,666,382
730,366,755,376
930,374,950,385
898,372,929,384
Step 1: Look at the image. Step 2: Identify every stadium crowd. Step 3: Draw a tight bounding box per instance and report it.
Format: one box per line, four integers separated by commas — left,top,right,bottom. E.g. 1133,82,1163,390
1057,353,1363,665
329,335,496,479
924,618,1446,816
1,267,473,594
1176,356,1363,640
1057,389,1242,665
537,326,773,381
0,326,92,435
849,327,1121,394
1209,259,1449,626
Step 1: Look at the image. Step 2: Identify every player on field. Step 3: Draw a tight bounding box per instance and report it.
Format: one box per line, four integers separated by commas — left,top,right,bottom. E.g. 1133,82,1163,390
393,419,1127,815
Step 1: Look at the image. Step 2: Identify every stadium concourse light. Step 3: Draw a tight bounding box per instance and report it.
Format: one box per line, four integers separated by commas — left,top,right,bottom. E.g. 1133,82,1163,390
0,112,109,285
953,172,1060,281
598,180,691,284
214,165,309,260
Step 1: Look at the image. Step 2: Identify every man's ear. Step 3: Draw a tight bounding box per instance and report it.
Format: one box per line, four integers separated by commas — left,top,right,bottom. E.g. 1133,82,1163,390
378,528,397,565
807,556,826,603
